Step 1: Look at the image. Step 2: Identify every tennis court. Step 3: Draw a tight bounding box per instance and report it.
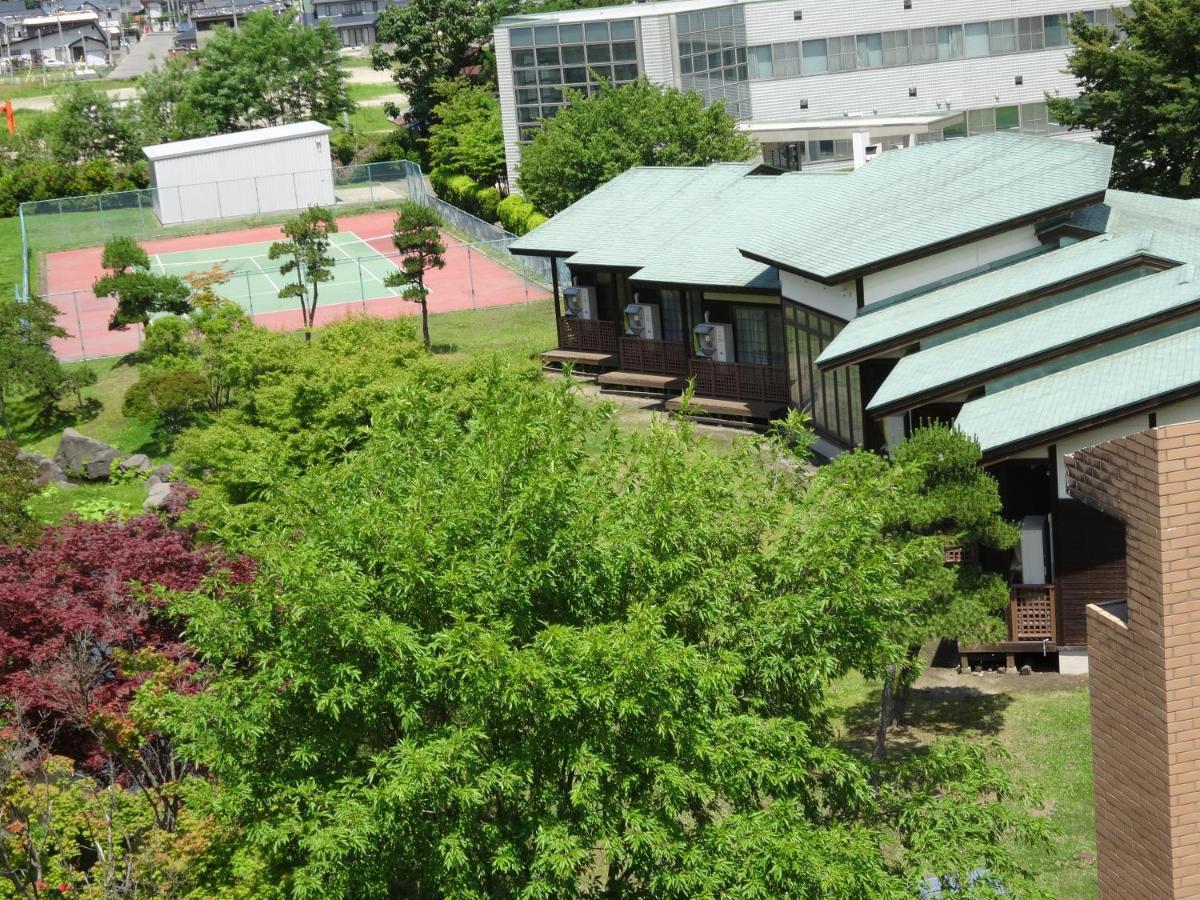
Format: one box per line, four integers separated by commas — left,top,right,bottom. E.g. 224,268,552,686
149,231,413,316
42,210,552,361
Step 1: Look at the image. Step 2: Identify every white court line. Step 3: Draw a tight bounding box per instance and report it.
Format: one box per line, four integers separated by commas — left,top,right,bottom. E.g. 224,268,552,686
152,254,165,274
250,255,282,293
331,235,406,298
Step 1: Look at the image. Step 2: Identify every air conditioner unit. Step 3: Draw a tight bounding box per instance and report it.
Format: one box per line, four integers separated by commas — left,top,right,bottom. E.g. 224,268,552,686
623,302,662,341
693,321,734,363
562,285,595,320
1015,514,1050,584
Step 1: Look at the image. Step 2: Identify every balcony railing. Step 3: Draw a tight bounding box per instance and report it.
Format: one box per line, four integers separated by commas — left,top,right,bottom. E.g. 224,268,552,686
1008,584,1058,643
689,359,789,404
556,316,619,354
618,337,688,375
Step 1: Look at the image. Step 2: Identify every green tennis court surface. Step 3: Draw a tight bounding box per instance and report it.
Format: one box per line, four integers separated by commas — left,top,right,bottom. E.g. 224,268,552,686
150,232,406,315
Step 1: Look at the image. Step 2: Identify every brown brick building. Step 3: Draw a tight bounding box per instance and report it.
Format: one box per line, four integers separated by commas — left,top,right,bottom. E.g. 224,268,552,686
1065,421,1200,898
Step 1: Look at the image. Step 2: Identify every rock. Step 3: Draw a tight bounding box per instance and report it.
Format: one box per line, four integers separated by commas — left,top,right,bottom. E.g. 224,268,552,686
144,481,173,510
119,453,154,473
1019,664,1033,676
16,450,68,487
146,463,175,488
53,428,124,480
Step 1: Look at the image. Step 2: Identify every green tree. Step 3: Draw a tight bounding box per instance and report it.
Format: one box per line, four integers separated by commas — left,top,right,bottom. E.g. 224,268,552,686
59,363,97,413
45,83,139,165
0,296,66,440
1048,1,1200,198
518,79,757,214
183,13,352,133
93,238,192,332
428,81,507,187
386,201,446,349
153,372,1050,897
373,0,506,130
124,367,210,437
268,207,339,345
0,441,38,546
137,55,206,144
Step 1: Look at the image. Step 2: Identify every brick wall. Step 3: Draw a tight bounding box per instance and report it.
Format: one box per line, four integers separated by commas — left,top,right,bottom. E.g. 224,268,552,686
1065,421,1200,898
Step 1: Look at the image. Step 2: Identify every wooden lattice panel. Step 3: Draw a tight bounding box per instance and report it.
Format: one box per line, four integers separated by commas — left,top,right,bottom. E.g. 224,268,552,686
1010,585,1056,642
559,317,618,353
619,338,688,375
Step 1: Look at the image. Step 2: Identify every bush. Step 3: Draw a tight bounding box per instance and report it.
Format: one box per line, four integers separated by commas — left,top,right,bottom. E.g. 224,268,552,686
498,194,546,236
123,368,209,436
331,131,359,166
475,186,502,222
0,159,148,217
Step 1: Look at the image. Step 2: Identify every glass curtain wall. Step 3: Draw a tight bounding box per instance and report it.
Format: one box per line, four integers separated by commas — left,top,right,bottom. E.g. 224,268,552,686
782,301,864,447
675,6,751,119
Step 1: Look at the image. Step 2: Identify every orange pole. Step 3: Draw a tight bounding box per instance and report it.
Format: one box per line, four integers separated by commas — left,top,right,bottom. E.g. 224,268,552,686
3,101,13,135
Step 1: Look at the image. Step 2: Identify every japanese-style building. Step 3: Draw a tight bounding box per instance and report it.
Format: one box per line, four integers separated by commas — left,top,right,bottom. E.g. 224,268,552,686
510,133,1200,672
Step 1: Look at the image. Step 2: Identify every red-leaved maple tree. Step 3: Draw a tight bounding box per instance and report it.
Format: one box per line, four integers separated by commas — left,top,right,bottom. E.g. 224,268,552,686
0,514,252,829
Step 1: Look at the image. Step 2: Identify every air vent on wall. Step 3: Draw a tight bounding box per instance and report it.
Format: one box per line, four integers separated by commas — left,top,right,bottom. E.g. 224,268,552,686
909,87,917,97
1015,75,1024,85
793,10,802,20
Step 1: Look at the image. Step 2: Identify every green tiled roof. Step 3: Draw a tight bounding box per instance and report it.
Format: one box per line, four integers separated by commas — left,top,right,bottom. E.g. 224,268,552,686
955,324,1200,455
867,264,1199,413
738,133,1113,281
816,231,1157,369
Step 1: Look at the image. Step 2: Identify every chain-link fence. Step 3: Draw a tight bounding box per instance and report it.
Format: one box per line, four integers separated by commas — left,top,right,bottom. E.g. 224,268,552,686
17,160,429,299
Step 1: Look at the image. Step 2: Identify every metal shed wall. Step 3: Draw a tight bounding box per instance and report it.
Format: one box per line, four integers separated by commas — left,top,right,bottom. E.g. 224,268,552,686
147,124,335,225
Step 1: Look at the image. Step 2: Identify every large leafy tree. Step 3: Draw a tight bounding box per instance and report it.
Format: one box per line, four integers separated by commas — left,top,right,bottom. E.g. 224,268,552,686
268,207,339,345
518,79,757,214
184,13,352,132
428,81,507,187
373,0,510,131
45,83,139,166
152,372,1050,898
1048,0,1200,198
386,200,446,349
0,296,67,440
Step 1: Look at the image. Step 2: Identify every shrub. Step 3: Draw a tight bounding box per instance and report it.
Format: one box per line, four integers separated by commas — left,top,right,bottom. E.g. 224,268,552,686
498,194,547,235
431,168,503,223
475,185,502,222
331,131,359,166
0,441,39,546
123,367,209,435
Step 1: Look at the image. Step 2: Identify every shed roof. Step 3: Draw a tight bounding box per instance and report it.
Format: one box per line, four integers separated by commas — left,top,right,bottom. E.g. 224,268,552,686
738,134,1113,282
955,324,1200,456
143,121,331,162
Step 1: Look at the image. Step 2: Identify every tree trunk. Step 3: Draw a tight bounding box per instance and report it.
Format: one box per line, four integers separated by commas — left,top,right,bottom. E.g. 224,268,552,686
419,278,430,349
873,663,898,761
894,647,922,726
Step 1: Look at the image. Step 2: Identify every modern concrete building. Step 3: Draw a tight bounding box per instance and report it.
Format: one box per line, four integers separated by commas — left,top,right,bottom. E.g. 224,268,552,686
1065,423,1200,898
494,0,1125,186
511,132,1200,672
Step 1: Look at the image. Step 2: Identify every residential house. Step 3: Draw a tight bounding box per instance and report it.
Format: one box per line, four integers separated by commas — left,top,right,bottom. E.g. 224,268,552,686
511,133,1200,672
494,0,1123,187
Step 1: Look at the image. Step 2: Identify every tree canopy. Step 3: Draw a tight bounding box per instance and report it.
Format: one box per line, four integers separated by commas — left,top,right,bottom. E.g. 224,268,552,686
1048,0,1200,198
93,237,191,331
518,79,757,214
386,201,446,349
148,361,1049,898
428,81,507,187
267,207,339,343
0,295,67,440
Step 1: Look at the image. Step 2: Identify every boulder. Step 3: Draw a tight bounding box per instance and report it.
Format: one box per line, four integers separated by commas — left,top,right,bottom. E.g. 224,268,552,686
119,453,154,474
146,463,175,488
16,450,68,487
53,428,124,481
144,481,173,510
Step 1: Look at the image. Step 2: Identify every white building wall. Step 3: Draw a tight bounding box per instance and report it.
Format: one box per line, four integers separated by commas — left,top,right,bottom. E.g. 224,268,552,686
1154,397,1200,428
1038,415,1158,499
639,14,677,86
150,130,334,225
496,26,522,190
861,225,1040,304
779,271,856,320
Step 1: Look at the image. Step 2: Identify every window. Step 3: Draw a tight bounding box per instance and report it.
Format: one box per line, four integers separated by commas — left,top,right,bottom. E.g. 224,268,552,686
558,23,582,43
1017,16,1044,51
827,34,856,72
611,19,635,40
676,6,750,118
881,30,909,65
773,41,800,77
510,27,532,48
1019,101,1049,134
964,21,989,57
988,19,1016,54
801,38,827,74
536,46,560,65
936,24,962,60
749,44,773,78
856,32,883,68
967,107,995,133
909,27,937,63
782,303,863,447
1043,13,1069,46
995,104,1019,130
534,25,558,45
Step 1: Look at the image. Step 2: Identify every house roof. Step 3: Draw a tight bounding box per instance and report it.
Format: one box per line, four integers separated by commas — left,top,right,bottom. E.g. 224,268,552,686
143,120,330,161
816,230,1161,369
738,133,1113,282
955,324,1200,456
866,263,1199,415
8,22,104,47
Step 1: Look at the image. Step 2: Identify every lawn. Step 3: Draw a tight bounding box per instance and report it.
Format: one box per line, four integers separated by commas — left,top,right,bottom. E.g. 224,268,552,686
827,671,1097,898
428,300,555,364
348,104,397,133
1,75,140,101
0,217,22,300
348,82,398,103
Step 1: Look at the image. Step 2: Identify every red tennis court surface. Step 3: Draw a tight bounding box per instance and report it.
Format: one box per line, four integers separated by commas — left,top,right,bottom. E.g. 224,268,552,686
43,210,550,361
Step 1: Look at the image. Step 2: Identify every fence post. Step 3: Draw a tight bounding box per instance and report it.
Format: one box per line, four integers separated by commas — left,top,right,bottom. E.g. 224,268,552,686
18,206,29,300
292,172,300,211
357,258,367,310
57,199,66,247
253,176,262,217
215,185,224,220
97,193,106,236
466,245,476,310
135,190,145,233
369,163,376,207
72,292,87,361
245,271,255,318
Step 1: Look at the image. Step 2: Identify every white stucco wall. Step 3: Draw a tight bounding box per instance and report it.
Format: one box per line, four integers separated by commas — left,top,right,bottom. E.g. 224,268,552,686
780,271,856,320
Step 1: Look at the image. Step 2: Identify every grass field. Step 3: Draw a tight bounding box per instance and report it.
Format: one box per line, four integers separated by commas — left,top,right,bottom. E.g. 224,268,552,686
349,105,397,133
348,83,398,102
0,75,140,101
0,218,22,300
828,672,1097,898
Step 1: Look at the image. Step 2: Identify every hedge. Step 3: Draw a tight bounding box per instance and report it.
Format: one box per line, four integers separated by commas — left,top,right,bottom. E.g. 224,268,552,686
0,159,148,218
498,195,547,236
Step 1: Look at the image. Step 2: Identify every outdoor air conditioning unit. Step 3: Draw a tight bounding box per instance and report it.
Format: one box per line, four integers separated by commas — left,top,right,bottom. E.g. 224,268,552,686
623,302,662,340
563,285,596,320
693,321,734,363
1015,515,1050,584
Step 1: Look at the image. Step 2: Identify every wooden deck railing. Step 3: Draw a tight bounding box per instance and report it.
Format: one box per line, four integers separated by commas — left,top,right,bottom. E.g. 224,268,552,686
618,337,689,375
556,316,619,353
1008,584,1058,643
688,359,789,403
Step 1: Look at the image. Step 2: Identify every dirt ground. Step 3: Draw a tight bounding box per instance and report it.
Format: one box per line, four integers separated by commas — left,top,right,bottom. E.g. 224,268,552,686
919,664,1089,694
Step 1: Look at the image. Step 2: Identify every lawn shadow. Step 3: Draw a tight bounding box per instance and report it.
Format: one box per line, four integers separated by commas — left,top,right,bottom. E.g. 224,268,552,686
429,341,460,355
836,683,1014,761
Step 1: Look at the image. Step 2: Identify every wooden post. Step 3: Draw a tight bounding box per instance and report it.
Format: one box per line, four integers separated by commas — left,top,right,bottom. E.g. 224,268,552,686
551,255,561,320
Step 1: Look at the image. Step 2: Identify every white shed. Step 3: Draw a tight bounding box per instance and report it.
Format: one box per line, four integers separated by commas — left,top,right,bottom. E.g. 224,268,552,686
143,121,336,226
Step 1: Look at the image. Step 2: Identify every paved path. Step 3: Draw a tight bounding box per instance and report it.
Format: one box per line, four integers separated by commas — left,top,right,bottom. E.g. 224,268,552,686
109,31,174,79
11,86,136,111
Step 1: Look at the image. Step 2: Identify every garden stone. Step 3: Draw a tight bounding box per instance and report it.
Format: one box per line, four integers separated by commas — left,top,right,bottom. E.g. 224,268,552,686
146,463,175,487
53,428,124,480
119,453,154,473
16,450,68,487
144,481,173,510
